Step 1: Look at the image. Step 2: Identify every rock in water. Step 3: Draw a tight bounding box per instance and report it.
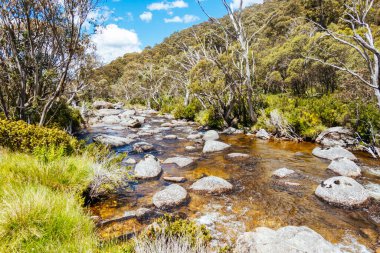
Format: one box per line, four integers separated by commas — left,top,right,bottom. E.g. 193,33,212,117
102,115,121,124
190,176,233,194
312,146,357,161
226,153,250,160
315,176,369,207
327,158,361,177
256,129,270,140
163,176,187,183
202,130,219,141
93,135,134,147
203,140,231,153
120,109,136,119
133,142,154,153
95,109,123,117
272,168,296,178
234,226,342,253
187,133,202,140
134,155,162,179
163,157,194,167
152,184,188,209
121,118,141,128
163,134,177,140
316,127,358,148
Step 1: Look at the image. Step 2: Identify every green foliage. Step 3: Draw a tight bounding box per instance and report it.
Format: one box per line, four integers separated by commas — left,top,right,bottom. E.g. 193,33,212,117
145,215,212,247
0,184,97,253
195,109,223,128
46,102,84,132
172,100,202,120
0,119,80,154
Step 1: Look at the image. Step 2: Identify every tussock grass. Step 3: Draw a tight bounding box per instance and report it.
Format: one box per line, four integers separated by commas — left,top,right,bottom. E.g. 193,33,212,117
0,185,97,253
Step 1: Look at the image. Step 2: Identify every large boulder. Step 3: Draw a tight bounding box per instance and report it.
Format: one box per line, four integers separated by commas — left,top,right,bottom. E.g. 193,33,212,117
121,118,141,128
315,176,370,207
102,115,121,124
203,140,231,153
120,109,136,119
316,127,358,148
95,109,123,117
256,129,270,140
312,146,357,161
152,184,188,209
93,101,114,109
93,135,134,147
327,158,361,177
133,142,154,153
190,176,233,194
134,155,162,179
234,226,342,253
163,157,194,167
202,130,219,141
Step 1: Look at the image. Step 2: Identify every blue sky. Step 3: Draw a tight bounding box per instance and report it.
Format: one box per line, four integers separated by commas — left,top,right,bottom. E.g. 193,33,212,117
91,0,263,63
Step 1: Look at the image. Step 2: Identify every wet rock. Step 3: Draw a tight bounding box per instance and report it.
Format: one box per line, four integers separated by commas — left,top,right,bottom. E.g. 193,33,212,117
102,115,121,124
93,101,114,109
203,130,219,141
272,168,296,178
187,133,202,140
105,126,125,131
113,102,124,109
93,135,134,147
163,176,187,183
135,208,155,220
227,153,250,160
120,109,136,118
234,226,341,253
364,183,380,200
316,127,358,148
315,176,370,207
327,158,361,177
312,146,357,161
185,146,197,151
133,142,154,153
190,176,233,194
163,157,194,167
222,127,238,135
152,184,188,209
144,109,158,115
121,118,141,128
134,155,162,179
138,131,153,137
125,158,137,164
163,134,177,140
95,109,123,117
161,122,173,127
256,129,270,140
203,140,231,153
132,116,146,124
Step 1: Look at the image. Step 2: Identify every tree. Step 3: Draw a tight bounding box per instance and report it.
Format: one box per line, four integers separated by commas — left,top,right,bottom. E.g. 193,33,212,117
307,0,380,110
0,0,97,125
197,0,275,124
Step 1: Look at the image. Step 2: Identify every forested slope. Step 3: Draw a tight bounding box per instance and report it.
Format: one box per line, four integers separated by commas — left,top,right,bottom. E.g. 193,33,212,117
90,0,380,143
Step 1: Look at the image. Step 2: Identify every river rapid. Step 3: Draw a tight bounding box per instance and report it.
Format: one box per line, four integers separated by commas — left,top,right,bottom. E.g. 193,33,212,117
83,109,380,252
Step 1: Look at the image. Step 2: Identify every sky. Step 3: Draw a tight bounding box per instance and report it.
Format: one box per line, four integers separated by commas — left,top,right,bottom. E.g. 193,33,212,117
90,0,263,63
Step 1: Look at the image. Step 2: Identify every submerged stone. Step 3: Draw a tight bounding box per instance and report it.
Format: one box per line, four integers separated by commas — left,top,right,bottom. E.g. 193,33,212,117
312,146,357,161
190,176,233,194
203,140,231,153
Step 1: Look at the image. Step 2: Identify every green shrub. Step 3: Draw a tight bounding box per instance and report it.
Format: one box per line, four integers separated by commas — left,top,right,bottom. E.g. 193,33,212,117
195,109,223,128
46,102,84,132
172,100,201,120
145,215,211,247
0,184,97,253
0,119,80,154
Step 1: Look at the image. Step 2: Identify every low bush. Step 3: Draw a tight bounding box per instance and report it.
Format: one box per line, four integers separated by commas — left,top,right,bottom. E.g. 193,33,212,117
0,119,80,154
0,184,97,253
172,100,202,121
45,102,84,133
195,109,223,128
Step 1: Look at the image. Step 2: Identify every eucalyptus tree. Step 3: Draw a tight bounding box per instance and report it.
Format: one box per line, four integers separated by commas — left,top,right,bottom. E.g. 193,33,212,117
0,0,97,125
308,0,380,110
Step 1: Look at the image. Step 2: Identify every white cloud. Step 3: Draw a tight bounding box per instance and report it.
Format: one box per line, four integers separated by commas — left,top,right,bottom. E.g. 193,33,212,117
91,24,141,63
113,16,124,21
84,6,113,30
164,14,199,23
127,12,134,22
148,0,188,11
139,11,153,22
230,0,263,10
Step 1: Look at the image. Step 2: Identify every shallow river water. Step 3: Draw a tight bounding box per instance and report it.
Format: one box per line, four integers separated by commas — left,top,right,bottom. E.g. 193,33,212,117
85,112,380,252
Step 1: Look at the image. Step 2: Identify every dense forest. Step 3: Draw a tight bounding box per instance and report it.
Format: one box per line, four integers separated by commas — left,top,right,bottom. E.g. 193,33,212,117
90,0,380,145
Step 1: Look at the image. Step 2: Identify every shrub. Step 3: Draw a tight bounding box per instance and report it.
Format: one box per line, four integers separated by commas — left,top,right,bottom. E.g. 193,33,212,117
46,102,84,133
195,109,223,128
0,184,97,253
172,100,201,121
0,119,80,154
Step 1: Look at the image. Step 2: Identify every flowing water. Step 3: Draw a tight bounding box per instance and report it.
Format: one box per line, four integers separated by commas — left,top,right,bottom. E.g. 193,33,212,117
85,112,380,251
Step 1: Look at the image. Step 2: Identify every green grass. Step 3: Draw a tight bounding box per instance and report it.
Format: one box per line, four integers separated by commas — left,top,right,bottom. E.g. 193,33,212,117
0,184,97,253
0,148,99,252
